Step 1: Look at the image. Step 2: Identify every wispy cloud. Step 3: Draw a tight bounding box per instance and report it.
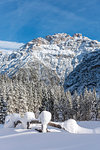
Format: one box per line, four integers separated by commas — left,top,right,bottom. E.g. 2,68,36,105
4,0,86,39
0,40,23,50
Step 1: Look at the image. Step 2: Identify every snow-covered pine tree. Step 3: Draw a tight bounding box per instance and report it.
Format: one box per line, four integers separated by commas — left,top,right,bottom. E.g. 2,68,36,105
53,87,72,121
26,81,35,112
40,84,48,112
0,96,7,124
53,85,62,121
7,78,18,114
18,81,28,115
34,82,42,114
77,93,84,121
72,91,80,120
46,86,55,120
53,86,65,121
83,88,92,120
90,89,97,120
64,90,73,120
0,75,7,102
97,95,100,120
79,87,92,120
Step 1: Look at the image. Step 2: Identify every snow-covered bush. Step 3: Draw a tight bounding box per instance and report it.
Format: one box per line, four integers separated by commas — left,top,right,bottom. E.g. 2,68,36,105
11,113,21,122
4,115,12,128
4,113,21,128
38,111,51,133
61,119,78,133
21,112,35,129
23,112,35,122
61,119,93,134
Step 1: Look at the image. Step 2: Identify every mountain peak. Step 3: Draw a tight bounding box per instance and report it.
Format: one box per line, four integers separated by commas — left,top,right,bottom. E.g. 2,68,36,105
27,33,100,47
0,33,100,93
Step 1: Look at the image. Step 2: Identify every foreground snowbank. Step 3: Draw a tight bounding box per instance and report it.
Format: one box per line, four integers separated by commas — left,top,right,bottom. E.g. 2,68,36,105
0,121,100,150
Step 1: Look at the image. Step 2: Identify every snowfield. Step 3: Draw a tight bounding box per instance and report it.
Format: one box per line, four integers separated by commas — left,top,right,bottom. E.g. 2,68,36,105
0,121,100,150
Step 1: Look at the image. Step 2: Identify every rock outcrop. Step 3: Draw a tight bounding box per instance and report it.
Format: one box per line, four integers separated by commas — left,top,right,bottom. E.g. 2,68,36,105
64,50,100,94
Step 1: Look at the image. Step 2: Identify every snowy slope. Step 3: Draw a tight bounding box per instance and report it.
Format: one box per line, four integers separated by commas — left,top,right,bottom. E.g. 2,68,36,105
0,40,24,75
0,121,100,150
0,33,100,91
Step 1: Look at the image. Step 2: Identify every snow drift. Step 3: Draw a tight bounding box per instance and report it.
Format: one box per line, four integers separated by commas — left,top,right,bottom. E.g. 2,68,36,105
62,119,94,134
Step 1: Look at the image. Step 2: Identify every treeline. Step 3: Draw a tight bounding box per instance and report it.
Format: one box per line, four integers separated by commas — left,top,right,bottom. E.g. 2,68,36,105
0,74,100,124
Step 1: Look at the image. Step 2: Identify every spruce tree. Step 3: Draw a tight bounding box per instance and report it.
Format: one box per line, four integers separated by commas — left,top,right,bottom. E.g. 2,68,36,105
72,91,80,120
0,96,7,123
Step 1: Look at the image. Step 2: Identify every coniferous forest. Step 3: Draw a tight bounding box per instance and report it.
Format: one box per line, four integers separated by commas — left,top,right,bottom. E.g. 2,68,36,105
0,73,100,124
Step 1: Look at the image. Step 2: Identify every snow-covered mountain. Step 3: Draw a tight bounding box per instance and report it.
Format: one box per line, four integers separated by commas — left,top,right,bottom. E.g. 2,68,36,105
64,50,100,94
0,33,100,93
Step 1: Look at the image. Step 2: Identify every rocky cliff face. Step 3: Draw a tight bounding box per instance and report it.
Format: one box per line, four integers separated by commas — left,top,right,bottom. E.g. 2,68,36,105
64,50,100,94
0,33,100,92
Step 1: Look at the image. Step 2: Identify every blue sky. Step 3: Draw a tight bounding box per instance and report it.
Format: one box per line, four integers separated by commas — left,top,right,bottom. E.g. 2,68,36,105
0,0,100,43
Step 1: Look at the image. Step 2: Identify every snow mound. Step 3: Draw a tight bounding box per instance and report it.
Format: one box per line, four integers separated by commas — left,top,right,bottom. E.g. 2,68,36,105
23,112,35,122
11,113,21,122
21,112,35,129
4,113,21,128
38,111,51,125
62,119,78,133
38,111,51,133
62,119,93,134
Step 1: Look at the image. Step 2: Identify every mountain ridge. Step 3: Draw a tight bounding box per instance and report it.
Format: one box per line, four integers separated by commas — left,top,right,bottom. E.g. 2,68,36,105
64,50,100,94
0,33,100,93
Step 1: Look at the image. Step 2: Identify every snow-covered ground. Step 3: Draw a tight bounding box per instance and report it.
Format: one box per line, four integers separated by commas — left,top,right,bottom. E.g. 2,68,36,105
0,121,100,150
